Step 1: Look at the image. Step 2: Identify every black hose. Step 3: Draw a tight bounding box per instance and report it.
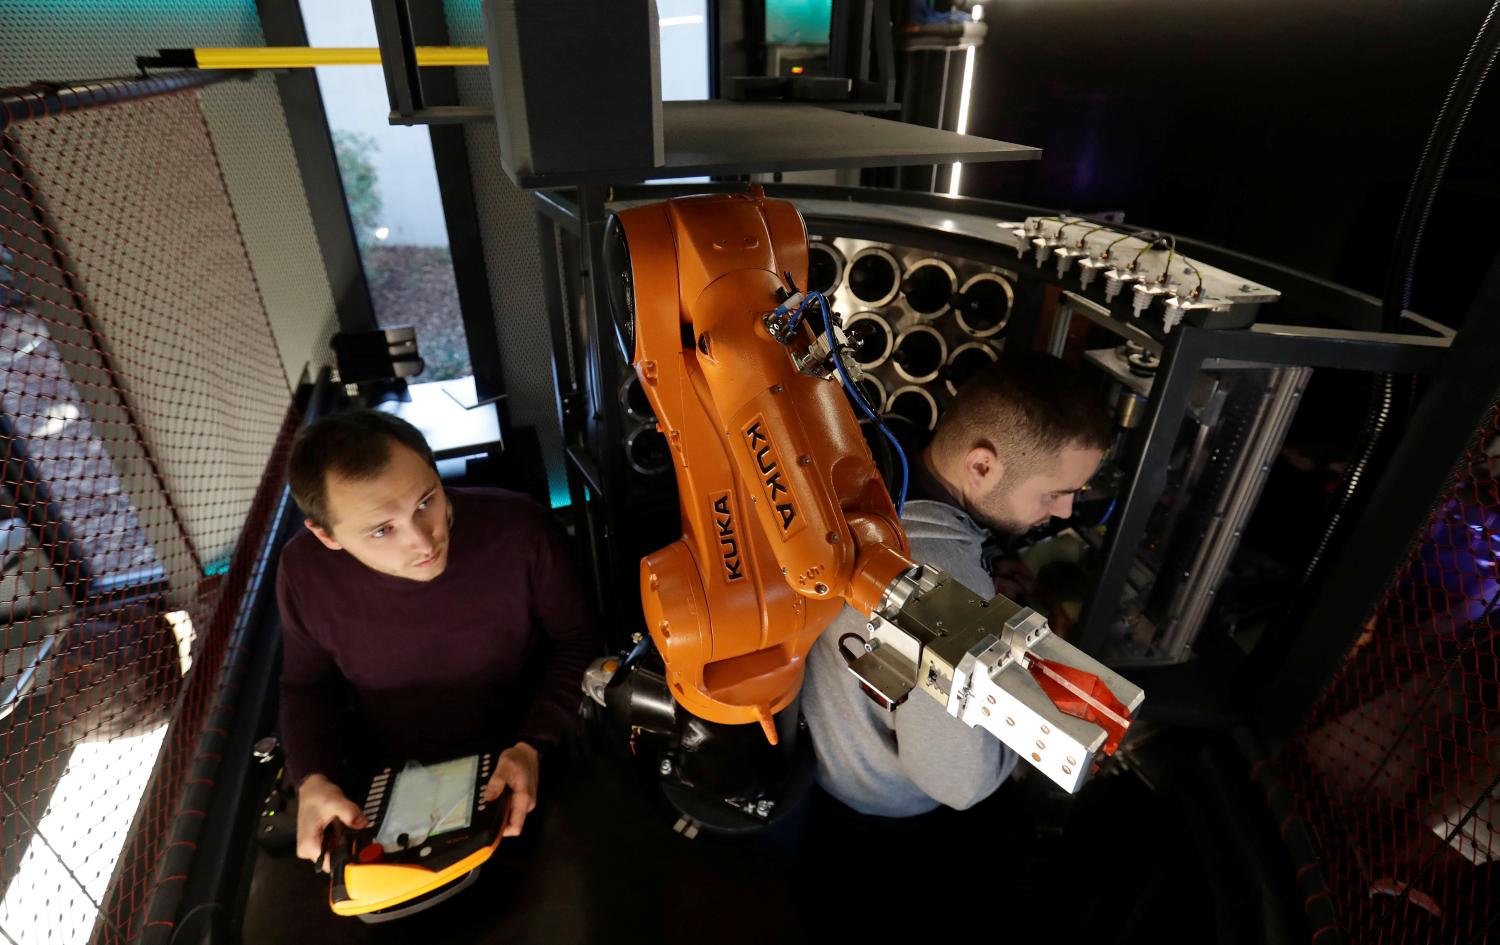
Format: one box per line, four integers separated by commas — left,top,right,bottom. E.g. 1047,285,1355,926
1302,374,1393,583
1304,1,1500,584
1382,0,1500,331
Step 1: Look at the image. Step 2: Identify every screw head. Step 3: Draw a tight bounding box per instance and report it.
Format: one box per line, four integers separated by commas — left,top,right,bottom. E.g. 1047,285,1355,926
659,758,673,776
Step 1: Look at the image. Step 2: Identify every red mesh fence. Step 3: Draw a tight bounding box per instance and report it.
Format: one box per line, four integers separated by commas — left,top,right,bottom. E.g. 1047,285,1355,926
1284,400,1500,944
0,80,294,944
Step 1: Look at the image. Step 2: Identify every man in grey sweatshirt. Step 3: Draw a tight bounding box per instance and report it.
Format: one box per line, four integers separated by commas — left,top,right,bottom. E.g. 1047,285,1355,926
801,354,1113,818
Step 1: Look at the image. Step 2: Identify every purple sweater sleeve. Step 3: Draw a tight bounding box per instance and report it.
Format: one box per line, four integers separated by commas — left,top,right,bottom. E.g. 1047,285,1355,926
277,560,343,786
515,513,601,748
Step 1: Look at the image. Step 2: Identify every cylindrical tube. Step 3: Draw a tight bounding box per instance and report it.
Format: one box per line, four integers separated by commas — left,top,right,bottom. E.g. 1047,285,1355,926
625,425,671,476
620,373,656,423
891,324,947,384
847,247,901,308
954,272,1014,338
944,341,998,395
807,240,845,295
845,312,894,369
1116,390,1148,429
901,258,957,318
886,385,940,432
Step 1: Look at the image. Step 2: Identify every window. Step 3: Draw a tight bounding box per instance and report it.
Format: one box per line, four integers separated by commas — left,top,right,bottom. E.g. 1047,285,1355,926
658,0,711,101
300,0,472,382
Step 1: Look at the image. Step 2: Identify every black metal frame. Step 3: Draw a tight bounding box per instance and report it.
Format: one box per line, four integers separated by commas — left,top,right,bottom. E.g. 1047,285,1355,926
828,0,897,103
368,0,492,125
258,0,510,427
405,3,512,421
533,187,633,641
255,0,379,336
1069,321,1448,657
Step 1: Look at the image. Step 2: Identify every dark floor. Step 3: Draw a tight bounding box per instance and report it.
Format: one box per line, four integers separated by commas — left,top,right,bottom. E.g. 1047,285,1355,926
241,740,806,945
237,725,1306,945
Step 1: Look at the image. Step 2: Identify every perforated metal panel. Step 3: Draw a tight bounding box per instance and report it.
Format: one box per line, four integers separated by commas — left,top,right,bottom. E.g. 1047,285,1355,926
444,1,567,503
0,0,337,389
11,94,290,571
199,78,339,388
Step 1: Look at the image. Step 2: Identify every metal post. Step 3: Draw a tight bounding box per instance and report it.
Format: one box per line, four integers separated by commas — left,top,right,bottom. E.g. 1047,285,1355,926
369,0,424,121
574,185,629,641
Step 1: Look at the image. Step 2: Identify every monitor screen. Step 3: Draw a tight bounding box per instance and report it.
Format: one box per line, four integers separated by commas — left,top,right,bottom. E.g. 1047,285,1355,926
373,755,478,848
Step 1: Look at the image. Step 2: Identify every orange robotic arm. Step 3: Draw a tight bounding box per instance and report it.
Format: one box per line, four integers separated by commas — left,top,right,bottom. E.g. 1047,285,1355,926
606,188,1142,792
608,187,912,744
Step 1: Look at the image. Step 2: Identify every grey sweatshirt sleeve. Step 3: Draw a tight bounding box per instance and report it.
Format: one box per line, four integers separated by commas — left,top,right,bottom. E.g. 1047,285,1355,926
801,500,1019,817
890,674,1018,810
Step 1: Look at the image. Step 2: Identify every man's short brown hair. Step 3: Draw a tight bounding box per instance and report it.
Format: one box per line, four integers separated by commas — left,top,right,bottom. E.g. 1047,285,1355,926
934,353,1113,477
288,409,436,529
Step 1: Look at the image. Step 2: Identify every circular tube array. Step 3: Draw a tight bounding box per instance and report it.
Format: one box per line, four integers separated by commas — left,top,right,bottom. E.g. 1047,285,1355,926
901,258,958,319
845,311,894,369
891,324,948,384
954,272,1014,338
847,247,901,308
886,385,939,432
944,341,999,395
807,241,845,296
798,240,1023,451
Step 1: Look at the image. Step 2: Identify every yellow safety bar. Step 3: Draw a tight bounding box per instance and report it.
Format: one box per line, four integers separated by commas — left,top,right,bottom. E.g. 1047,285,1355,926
190,46,489,69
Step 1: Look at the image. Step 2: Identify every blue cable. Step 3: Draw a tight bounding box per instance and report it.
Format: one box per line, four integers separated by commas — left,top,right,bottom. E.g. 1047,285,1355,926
814,291,909,515
1097,496,1118,528
784,293,809,333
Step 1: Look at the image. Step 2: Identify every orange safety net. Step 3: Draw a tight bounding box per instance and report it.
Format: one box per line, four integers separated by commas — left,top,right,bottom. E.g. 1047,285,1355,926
1284,401,1499,944
0,80,294,944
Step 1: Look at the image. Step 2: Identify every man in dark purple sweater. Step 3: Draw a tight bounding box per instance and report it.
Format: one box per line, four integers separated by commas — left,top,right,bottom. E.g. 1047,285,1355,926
278,410,598,865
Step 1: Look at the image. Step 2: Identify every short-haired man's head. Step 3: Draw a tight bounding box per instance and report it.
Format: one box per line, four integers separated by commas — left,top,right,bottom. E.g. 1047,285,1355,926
288,410,436,530
932,354,1112,532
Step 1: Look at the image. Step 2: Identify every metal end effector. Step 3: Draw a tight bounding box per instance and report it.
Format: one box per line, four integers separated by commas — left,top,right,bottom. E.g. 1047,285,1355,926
841,565,1145,794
